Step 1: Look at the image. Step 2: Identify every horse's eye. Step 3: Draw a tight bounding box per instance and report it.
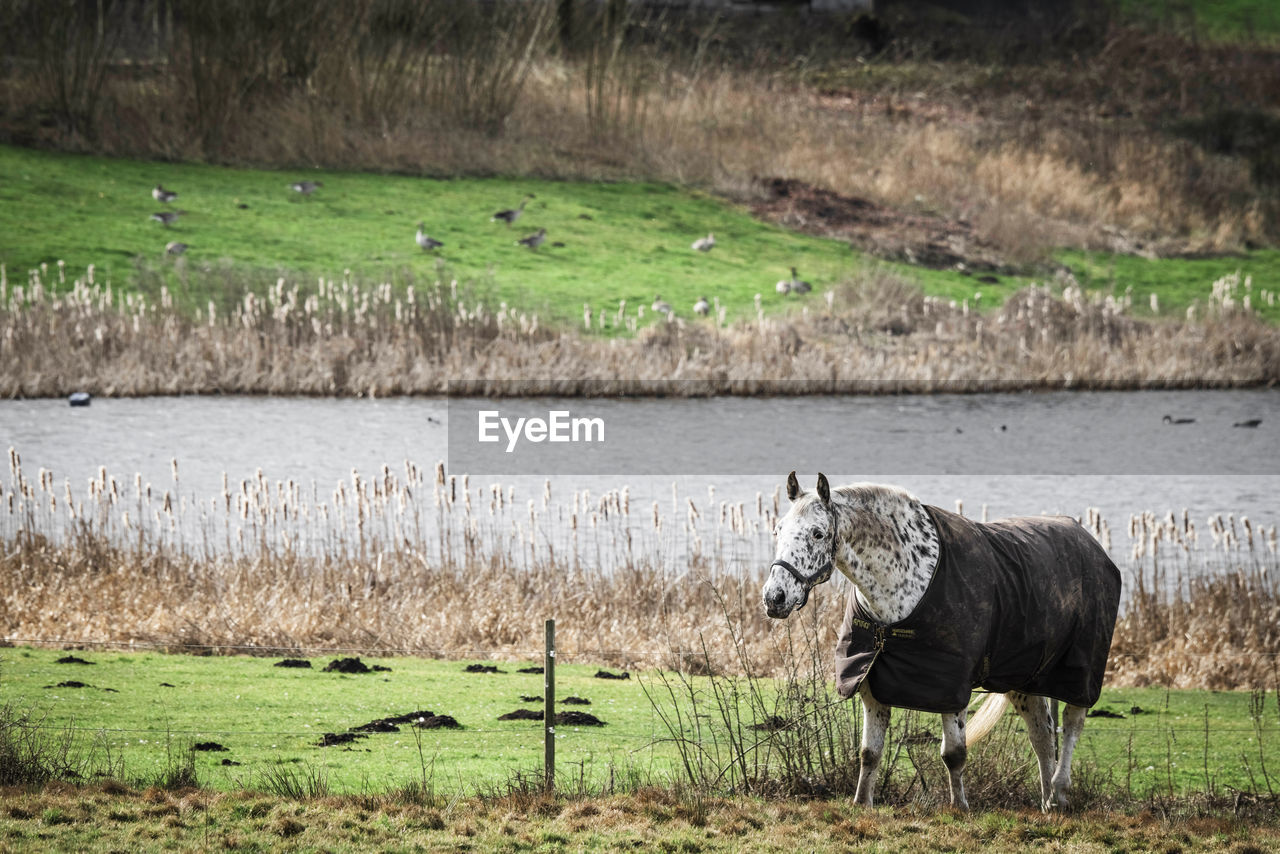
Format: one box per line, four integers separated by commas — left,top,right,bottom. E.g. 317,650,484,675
812,529,825,540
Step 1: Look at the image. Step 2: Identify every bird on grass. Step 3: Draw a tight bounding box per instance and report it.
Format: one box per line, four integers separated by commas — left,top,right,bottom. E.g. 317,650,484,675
652,295,672,315
492,195,533,226
415,223,443,251
289,180,323,196
691,233,715,252
152,184,177,204
517,228,546,250
693,296,710,317
1162,415,1195,425
165,241,188,255
1233,419,1262,428
787,267,812,294
150,210,184,227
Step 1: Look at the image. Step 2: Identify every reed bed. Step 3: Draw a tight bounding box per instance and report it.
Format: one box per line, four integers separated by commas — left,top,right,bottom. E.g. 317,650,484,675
2,447,1277,689
2,263,1278,397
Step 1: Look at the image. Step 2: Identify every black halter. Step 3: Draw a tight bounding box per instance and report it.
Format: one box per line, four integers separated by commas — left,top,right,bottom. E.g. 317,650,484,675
771,501,839,608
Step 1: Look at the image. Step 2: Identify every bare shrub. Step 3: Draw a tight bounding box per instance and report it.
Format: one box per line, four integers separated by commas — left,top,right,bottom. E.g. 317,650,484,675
3,0,128,142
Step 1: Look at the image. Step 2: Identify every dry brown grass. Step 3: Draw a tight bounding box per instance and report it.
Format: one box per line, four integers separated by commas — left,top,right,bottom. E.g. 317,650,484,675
3,263,1279,398
2,781,1278,851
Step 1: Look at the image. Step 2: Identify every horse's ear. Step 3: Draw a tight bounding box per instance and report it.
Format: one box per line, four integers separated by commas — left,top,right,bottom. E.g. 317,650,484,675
816,473,831,506
786,470,800,501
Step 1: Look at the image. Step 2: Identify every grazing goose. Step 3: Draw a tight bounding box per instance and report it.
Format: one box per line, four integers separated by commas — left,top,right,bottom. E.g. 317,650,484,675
652,295,672,315
1233,419,1262,428
788,267,812,294
492,195,533,226
150,210,184,227
693,296,710,316
415,223,443,251
1162,415,1195,425
152,184,177,204
517,228,547,250
289,180,323,196
691,233,715,252
165,241,188,255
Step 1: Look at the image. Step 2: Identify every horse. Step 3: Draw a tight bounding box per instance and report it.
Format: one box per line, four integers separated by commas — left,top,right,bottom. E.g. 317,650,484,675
762,472,1121,811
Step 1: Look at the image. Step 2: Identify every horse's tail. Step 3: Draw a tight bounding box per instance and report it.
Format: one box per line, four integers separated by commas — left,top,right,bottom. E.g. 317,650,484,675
965,693,1010,746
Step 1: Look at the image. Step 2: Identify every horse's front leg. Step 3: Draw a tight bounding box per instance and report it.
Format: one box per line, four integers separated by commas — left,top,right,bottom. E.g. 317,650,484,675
855,683,890,807
940,708,969,811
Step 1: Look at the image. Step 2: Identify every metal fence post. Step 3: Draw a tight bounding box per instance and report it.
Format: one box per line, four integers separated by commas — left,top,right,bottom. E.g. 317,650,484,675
544,618,555,793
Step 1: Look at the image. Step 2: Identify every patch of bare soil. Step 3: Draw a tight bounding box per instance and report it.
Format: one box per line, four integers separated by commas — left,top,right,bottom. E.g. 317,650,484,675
498,709,607,726
465,664,505,674
191,741,228,752
750,715,790,732
593,670,630,680
323,657,390,674
274,658,311,668
751,177,1014,273
498,709,542,721
55,655,93,665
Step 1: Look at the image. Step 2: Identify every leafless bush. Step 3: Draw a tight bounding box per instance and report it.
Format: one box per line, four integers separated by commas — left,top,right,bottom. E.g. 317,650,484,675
3,0,128,141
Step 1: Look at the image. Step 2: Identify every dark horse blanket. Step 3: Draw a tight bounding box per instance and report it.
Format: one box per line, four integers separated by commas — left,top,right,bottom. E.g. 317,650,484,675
835,505,1122,713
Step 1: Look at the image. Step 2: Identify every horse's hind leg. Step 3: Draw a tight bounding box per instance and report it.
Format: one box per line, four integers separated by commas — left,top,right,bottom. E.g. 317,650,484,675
855,684,890,807
1010,692,1056,811
1050,704,1087,809
940,709,969,811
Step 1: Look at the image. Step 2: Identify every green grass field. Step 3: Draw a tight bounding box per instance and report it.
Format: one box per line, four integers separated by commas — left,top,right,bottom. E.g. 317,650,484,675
0,145,886,328
3,647,1277,798
6,144,1278,329
1120,0,1280,41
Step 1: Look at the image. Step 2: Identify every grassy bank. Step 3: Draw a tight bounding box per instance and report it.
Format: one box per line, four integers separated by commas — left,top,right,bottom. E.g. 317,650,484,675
6,145,1280,332
0,145,879,328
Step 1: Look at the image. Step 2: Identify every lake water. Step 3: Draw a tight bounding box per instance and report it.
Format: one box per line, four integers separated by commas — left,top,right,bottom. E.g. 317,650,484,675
2,389,1277,539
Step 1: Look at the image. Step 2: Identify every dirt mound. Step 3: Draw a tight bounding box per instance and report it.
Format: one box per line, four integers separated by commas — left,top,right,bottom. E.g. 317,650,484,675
415,714,461,729
381,710,435,725
520,695,541,702
750,715,790,732
498,709,542,721
562,696,591,705
317,732,366,747
517,666,544,674
352,719,401,733
498,709,606,726
191,741,228,752
323,657,390,674
274,658,312,668
556,711,605,727
593,670,629,680
49,680,90,689
751,177,1011,273
465,664,504,674
55,655,93,665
